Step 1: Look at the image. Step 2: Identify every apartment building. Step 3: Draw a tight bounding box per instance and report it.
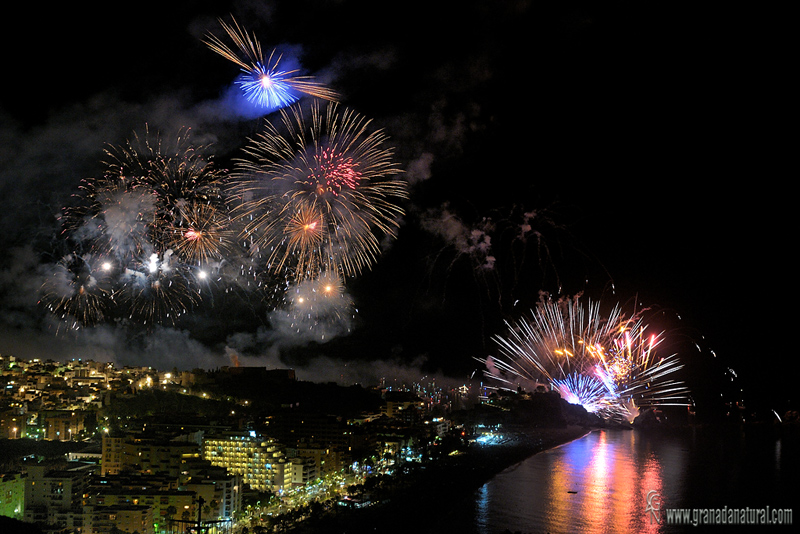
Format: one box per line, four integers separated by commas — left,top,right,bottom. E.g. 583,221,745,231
202,432,289,492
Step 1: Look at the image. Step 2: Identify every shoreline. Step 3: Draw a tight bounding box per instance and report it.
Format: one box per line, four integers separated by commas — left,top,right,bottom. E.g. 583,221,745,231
289,424,593,534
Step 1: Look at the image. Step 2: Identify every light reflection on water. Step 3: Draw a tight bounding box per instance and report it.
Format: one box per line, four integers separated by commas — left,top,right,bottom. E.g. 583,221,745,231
472,429,688,533
431,425,795,534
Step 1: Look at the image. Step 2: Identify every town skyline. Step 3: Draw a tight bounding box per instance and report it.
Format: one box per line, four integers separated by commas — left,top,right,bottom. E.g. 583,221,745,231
0,348,548,534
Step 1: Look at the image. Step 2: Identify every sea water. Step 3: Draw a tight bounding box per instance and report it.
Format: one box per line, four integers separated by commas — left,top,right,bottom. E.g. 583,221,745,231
438,425,796,533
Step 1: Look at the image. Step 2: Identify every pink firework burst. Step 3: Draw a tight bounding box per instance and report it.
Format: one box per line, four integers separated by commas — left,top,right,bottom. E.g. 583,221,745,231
306,148,361,197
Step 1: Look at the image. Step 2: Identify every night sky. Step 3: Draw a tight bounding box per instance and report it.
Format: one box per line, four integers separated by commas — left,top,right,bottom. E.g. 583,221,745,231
0,2,791,412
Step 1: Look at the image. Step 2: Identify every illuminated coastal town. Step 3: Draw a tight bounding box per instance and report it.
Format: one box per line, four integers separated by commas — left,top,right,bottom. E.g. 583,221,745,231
1,355,551,534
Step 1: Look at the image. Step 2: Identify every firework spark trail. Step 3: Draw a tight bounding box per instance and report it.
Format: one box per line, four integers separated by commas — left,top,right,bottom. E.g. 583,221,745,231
230,101,407,282
478,295,690,422
204,17,338,112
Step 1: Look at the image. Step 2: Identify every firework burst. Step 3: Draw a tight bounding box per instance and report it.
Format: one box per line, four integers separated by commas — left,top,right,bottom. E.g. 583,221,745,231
487,296,626,385
230,101,407,281
102,128,227,245
478,295,689,422
52,128,233,327
62,128,227,256
204,17,338,112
